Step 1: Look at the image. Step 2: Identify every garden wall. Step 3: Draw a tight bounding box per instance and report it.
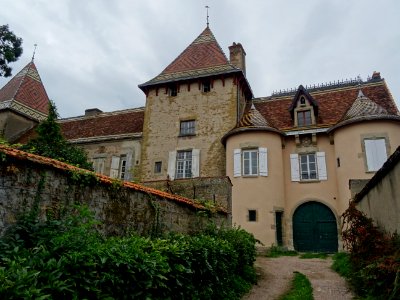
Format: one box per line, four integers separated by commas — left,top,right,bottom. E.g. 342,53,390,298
354,145,400,234
0,146,229,237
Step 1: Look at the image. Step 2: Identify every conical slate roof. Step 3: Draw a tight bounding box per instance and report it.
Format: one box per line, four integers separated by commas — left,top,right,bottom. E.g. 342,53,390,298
0,61,49,120
328,89,400,132
221,103,283,144
139,27,241,88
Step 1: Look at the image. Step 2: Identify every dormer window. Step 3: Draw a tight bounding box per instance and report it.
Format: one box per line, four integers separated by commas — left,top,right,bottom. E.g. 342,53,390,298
289,86,318,128
297,110,312,126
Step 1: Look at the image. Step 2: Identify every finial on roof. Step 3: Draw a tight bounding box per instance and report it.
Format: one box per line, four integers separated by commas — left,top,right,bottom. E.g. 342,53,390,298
205,5,210,27
31,44,38,61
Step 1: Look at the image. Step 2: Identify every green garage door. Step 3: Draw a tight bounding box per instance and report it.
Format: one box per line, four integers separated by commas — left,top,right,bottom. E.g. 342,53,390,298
293,201,338,252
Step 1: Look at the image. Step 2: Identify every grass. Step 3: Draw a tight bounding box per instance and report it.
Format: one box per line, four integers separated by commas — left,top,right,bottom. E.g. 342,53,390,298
331,252,352,278
279,271,313,300
299,252,329,259
265,245,298,258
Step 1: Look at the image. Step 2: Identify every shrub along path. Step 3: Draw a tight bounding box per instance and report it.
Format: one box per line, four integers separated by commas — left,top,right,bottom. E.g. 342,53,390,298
243,256,354,300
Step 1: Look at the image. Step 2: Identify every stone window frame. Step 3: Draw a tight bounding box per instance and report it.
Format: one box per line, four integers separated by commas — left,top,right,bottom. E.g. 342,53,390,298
154,161,162,174
293,97,316,127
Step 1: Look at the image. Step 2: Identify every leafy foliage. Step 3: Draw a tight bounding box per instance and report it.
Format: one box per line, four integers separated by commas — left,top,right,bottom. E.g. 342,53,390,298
340,202,400,299
0,24,23,77
20,101,93,170
0,207,257,299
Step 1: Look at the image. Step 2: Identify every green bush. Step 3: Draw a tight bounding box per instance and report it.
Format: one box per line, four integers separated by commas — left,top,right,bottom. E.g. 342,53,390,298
0,207,257,299
340,203,400,299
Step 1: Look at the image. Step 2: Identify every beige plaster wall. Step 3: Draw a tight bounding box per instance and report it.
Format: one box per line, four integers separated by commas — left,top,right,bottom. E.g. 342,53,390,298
141,77,242,181
226,131,285,246
356,159,400,233
0,111,37,143
77,138,141,181
333,120,400,214
282,134,340,249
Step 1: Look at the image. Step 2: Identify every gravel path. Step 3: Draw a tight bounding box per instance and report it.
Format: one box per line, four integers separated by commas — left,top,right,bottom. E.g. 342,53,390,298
243,256,354,300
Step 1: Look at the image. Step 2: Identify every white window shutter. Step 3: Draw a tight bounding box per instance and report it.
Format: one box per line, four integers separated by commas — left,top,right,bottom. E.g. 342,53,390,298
259,147,268,176
191,149,200,177
110,156,120,178
290,153,300,182
167,151,177,180
233,149,241,177
365,139,387,171
316,152,328,180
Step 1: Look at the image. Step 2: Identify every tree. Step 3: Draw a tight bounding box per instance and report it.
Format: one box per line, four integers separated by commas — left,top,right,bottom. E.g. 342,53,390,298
0,24,23,77
21,101,93,170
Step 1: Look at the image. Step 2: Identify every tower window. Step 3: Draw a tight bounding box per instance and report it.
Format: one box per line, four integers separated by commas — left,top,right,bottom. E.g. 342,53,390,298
154,161,162,173
248,210,257,222
179,120,196,136
202,81,211,93
168,85,177,97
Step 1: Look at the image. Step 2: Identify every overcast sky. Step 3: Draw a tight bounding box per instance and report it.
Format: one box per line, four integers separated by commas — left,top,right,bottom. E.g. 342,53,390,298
1,0,399,118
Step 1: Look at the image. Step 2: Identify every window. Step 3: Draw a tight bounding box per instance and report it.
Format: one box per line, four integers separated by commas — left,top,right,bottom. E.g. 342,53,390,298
202,81,211,93
243,150,258,176
119,155,127,180
167,149,200,180
179,120,195,136
176,150,192,179
110,154,130,180
364,138,387,171
154,161,162,173
233,148,268,177
168,85,177,97
92,157,105,174
290,152,327,182
297,110,312,126
300,153,317,180
248,210,257,222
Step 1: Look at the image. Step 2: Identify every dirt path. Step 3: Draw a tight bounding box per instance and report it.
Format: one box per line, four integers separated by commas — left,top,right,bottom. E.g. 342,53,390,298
243,256,354,300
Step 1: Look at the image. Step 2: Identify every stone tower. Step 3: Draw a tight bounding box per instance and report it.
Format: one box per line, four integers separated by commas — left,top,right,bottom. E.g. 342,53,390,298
138,27,252,181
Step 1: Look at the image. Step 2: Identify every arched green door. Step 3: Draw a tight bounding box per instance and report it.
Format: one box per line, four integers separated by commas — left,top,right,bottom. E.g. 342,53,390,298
293,201,338,252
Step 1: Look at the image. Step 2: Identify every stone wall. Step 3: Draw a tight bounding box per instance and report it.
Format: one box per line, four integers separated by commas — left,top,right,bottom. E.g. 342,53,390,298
354,146,400,234
0,146,229,237
143,176,232,211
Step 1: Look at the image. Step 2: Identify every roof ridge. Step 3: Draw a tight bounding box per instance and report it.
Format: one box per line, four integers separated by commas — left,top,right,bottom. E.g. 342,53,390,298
58,107,145,122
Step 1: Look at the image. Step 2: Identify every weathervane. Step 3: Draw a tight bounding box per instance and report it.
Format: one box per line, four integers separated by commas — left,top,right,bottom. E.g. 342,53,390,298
205,5,210,27
32,44,37,61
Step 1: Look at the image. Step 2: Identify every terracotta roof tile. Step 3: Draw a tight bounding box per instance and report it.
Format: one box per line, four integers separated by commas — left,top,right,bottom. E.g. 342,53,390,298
0,62,50,116
59,108,144,140
139,27,240,87
0,145,227,214
254,79,399,131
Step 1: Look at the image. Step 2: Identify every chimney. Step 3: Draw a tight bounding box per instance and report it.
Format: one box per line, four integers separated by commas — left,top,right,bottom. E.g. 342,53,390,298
85,108,103,116
371,71,381,80
229,42,246,76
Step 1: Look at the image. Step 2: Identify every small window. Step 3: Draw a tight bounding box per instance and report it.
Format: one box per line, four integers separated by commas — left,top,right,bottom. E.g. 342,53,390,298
154,161,162,173
179,120,195,136
300,97,306,105
299,153,317,180
364,138,387,172
248,210,257,222
243,149,258,176
119,155,127,180
176,150,192,179
168,85,177,97
202,81,211,93
297,110,312,126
